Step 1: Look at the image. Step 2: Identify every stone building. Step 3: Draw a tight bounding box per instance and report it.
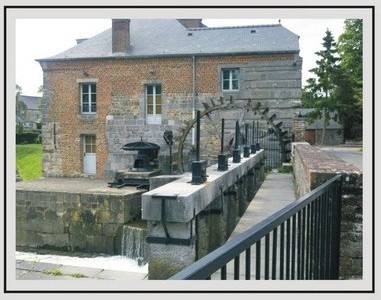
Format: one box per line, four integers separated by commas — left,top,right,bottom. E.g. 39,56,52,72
293,108,344,145
37,19,302,178
18,95,42,130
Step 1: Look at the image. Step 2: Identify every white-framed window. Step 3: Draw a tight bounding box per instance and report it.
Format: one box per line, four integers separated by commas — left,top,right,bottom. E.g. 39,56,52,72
80,83,96,114
222,69,239,91
146,84,162,124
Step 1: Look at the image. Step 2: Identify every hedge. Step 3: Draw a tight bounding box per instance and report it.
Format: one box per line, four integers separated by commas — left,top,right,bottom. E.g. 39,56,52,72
16,132,41,144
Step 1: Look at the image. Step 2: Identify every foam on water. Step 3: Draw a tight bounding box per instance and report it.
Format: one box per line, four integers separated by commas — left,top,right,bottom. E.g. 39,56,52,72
16,251,148,274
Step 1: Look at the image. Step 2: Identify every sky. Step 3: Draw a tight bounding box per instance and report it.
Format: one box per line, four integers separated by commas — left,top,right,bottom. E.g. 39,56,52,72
15,18,346,96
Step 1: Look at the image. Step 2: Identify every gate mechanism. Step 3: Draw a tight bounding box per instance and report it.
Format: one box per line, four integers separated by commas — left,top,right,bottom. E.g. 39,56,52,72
176,97,292,173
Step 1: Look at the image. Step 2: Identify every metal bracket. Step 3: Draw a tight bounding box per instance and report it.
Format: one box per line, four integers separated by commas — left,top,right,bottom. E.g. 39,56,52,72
146,194,195,245
198,208,223,216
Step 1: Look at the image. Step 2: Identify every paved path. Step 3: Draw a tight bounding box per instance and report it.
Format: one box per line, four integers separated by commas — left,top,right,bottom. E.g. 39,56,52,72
229,172,296,240
213,171,296,279
317,145,363,171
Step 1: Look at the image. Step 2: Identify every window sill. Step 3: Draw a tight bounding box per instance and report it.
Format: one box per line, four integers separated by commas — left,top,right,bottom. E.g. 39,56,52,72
78,114,97,121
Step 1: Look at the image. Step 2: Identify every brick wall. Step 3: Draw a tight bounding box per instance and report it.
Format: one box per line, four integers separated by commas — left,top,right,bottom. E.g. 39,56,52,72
292,143,363,279
40,52,301,178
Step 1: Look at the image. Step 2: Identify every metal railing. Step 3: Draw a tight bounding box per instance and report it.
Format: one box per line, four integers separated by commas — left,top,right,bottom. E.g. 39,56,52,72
169,175,342,280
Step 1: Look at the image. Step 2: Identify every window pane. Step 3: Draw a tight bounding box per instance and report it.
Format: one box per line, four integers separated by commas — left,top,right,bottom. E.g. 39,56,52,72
92,144,96,153
223,80,230,90
232,69,239,80
82,84,89,93
232,79,239,90
82,94,89,103
147,85,153,95
222,70,230,80
155,85,161,95
156,95,162,105
91,93,96,112
147,95,153,105
156,104,162,114
147,104,154,114
82,104,89,113
91,84,96,93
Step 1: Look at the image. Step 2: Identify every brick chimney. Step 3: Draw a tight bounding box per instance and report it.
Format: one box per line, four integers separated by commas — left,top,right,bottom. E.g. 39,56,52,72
112,19,130,53
177,19,204,29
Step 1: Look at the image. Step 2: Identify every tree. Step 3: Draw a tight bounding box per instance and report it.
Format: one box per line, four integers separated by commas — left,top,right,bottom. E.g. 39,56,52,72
302,29,340,144
16,85,27,133
336,19,363,139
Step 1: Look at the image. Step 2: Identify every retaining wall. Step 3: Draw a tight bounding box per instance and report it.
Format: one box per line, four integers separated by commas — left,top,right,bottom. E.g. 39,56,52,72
292,143,363,279
16,180,143,254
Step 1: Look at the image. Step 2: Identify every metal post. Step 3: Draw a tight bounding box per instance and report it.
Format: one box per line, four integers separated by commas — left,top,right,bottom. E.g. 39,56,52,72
218,118,228,171
244,123,250,157
221,118,224,154
233,120,241,163
251,121,256,154
191,110,207,184
256,121,260,150
169,143,172,175
196,110,201,162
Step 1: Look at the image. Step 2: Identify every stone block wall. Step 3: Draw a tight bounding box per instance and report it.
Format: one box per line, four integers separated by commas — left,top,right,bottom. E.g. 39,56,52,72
40,52,301,178
16,189,143,254
142,151,265,279
292,143,363,278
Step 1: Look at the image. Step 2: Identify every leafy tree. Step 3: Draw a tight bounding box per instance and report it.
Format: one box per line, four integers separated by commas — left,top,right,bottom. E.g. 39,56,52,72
302,29,340,144
336,19,363,139
16,85,27,133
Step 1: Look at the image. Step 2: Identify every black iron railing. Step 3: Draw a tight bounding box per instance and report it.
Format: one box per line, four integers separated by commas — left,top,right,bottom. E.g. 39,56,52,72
169,175,342,280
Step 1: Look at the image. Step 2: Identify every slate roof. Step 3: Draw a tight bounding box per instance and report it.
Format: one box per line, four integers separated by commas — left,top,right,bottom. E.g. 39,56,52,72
19,95,41,110
297,108,343,130
37,19,300,61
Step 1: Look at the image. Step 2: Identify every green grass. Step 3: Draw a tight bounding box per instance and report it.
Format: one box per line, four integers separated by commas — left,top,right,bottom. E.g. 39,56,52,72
43,268,63,276
16,144,42,181
71,273,87,278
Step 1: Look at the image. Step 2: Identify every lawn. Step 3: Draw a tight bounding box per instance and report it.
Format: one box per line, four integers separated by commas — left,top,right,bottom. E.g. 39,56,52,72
16,144,42,181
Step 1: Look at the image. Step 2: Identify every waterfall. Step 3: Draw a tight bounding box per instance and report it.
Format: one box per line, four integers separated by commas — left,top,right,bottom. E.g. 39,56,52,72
121,222,148,266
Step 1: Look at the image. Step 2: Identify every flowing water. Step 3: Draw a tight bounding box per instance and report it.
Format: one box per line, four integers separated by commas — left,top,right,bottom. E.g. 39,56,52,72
120,221,148,266
16,250,148,273
16,222,149,274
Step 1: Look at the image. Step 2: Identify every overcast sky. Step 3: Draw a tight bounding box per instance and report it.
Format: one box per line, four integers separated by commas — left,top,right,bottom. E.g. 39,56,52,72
15,18,346,96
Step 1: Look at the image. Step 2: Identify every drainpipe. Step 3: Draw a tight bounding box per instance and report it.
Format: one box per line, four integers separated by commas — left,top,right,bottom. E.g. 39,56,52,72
192,55,196,145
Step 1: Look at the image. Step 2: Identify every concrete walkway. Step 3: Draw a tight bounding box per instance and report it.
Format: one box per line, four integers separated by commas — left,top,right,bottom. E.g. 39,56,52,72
229,171,296,241
212,171,297,279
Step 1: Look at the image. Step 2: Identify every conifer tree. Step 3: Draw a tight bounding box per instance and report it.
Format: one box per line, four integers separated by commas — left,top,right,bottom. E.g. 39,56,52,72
302,29,340,144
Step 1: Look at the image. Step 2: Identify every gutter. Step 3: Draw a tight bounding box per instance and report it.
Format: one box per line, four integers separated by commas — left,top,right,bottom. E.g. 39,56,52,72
35,50,299,64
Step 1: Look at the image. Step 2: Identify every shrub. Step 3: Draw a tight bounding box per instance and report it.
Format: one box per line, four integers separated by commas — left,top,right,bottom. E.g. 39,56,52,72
16,132,41,144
